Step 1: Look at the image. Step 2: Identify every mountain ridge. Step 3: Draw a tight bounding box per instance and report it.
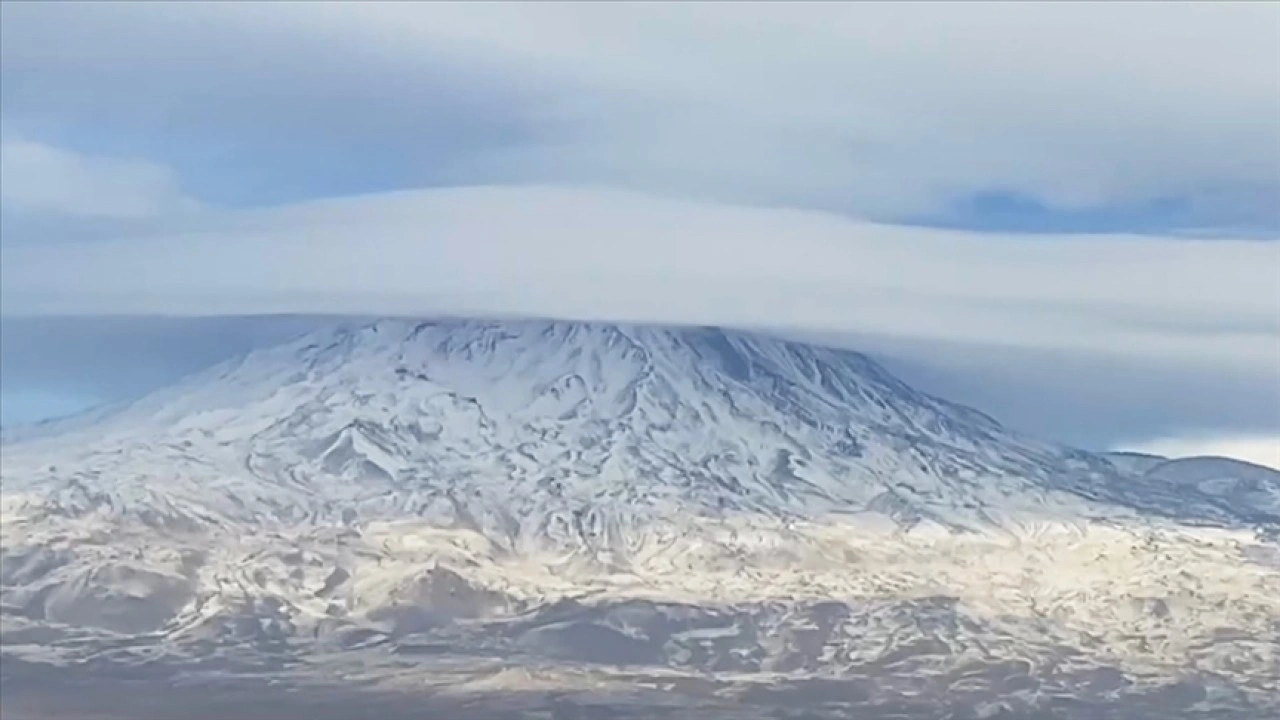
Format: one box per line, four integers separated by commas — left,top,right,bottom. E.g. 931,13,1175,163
2,317,1277,717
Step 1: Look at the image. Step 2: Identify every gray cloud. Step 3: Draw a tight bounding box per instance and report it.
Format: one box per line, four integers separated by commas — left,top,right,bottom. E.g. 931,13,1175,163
2,2,1277,224
0,3,547,208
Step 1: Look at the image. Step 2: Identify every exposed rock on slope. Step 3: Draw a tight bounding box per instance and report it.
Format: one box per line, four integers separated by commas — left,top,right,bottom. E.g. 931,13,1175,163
2,319,1277,716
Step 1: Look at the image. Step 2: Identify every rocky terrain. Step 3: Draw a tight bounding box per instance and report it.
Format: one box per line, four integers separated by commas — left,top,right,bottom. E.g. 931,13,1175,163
2,319,1277,718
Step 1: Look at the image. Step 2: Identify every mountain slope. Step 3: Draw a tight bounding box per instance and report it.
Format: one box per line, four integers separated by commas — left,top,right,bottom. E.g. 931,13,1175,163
2,319,1277,717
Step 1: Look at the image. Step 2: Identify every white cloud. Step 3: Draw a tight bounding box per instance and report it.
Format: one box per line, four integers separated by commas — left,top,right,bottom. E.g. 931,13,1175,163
0,137,199,219
2,184,1276,374
2,2,1276,223
1,184,1275,451
1118,434,1280,471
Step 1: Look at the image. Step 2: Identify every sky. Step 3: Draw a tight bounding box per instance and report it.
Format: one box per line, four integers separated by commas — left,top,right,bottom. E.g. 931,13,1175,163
0,2,1278,466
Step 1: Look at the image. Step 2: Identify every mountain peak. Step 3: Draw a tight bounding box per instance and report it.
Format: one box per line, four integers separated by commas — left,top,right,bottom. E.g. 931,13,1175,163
3,317,1278,715
7,318,1274,534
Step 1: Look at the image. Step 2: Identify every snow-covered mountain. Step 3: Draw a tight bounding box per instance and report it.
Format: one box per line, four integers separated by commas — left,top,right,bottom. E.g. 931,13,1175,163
2,319,1277,718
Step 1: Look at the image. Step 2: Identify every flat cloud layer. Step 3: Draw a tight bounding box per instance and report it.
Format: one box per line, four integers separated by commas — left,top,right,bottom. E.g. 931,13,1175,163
2,185,1277,463
4,185,1276,363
